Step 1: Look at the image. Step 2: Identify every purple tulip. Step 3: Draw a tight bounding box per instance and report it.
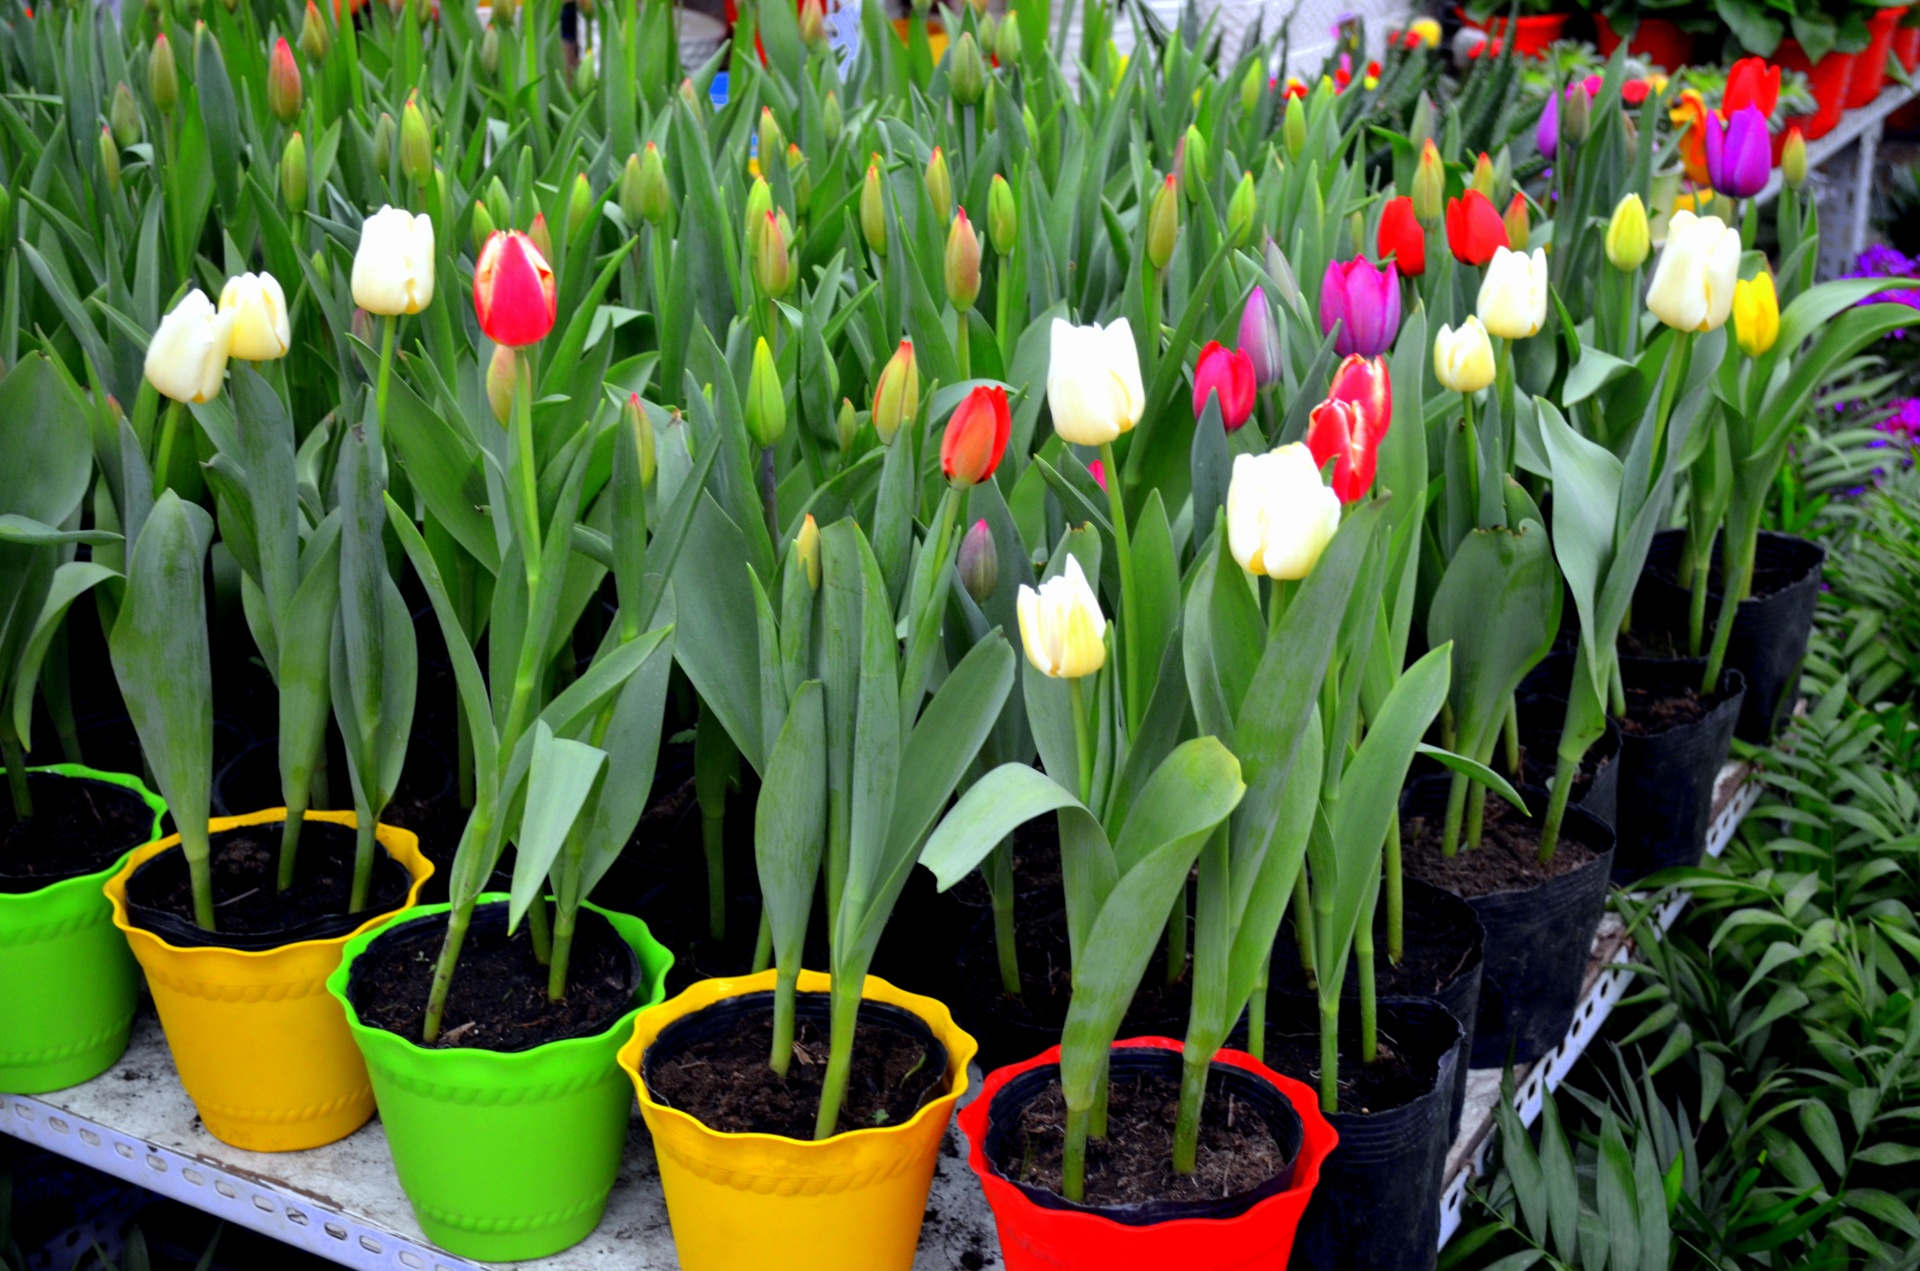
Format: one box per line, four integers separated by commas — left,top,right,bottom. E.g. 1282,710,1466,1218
1537,90,1558,160
1237,285,1283,388
1706,106,1773,199
1319,257,1401,358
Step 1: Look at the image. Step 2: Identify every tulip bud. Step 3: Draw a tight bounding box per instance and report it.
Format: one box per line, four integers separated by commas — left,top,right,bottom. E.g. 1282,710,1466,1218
528,211,553,264
744,336,786,448
575,55,597,96
925,147,953,225
619,153,645,227
487,345,515,423
861,161,888,256
959,519,999,602
1503,192,1529,251
1564,85,1591,146
787,143,811,209
98,128,122,190
745,174,773,229
1240,60,1264,117
301,0,330,57
281,132,309,210
794,515,822,589
679,77,701,111
982,83,999,132
949,32,986,106
997,13,1023,63
372,111,397,165
946,208,982,310
1469,152,1495,199
1265,236,1302,310
797,0,825,44
110,83,141,147
836,397,859,450
624,392,657,486
1605,193,1649,271
1022,103,1039,144
872,339,920,443
758,108,784,174
1408,93,1436,152
486,177,513,243
567,172,593,235
1732,270,1779,358
268,37,302,123
1220,170,1256,247
985,173,1018,255
401,94,433,185
824,91,843,146
1146,173,1180,271
150,34,178,114
1782,127,1807,189
470,198,496,252
1283,95,1306,159
480,25,502,75
1238,285,1281,388
752,210,793,299
1413,139,1444,225
1182,124,1210,192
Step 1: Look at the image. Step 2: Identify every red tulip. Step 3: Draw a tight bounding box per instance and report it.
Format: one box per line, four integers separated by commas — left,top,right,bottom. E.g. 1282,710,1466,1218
1192,341,1257,431
1445,191,1508,266
1376,195,1424,277
267,38,302,124
1722,56,1780,119
941,384,1011,487
1309,354,1391,503
473,230,557,348
1088,458,1107,490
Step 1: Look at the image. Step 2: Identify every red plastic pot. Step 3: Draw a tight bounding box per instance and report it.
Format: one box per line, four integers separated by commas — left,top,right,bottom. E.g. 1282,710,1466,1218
1849,6,1910,105
959,1038,1337,1271
1592,14,1694,69
1773,40,1856,139
1895,24,1920,71
1455,7,1569,58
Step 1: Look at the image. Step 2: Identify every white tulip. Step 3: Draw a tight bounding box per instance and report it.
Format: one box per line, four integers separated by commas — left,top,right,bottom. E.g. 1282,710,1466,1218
1475,246,1549,340
1046,317,1145,447
144,290,235,404
1015,555,1108,680
1227,444,1341,580
219,272,291,361
351,206,436,316
1645,211,1740,333
1434,317,1496,394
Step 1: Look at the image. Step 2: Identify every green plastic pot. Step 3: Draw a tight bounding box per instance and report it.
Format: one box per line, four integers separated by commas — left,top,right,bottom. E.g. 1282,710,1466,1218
327,896,673,1260
0,765,166,1093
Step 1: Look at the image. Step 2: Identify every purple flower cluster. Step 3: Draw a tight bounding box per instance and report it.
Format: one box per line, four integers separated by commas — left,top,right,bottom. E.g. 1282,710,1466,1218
1844,245,1920,334
1875,397,1920,449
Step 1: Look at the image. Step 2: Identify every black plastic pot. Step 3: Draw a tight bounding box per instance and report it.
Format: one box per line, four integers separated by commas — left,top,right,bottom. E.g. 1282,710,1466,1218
1516,693,1622,830
1612,658,1747,885
1636,530,1824,742
1252,997,1460,1271
1401,779,1616,1069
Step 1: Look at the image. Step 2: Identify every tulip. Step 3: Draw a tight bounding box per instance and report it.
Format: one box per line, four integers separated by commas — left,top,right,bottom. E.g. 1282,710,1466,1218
997,12,1024,62
753,210,794,299
468,201,497,255
1476,246,1549,340
797,0,826,44
1226,444,1341,579
925,147,953,225
474,345,511,425
959,519,999,603
795,515,822,589
1646,211,1741,333
281,132,309,210
1503,193,1530,252
817,89,842,147
99,128,121,190
745,336,786,448
1706,106,1771,200
1413,139,1445,224
621,393,657,488
218,272,291,361
988,174,1018,254
861,161,888,256
150,34,177,114
1605,194,1650,270
1266,236,1302,310
1146,174,1180,270
300,0,329,57
1087,459,1107,490
352,207,436,316
267,38,302,124
371,112,397,165
480,26,502,76
942,385,1011,487
1433,317,1495,394
1723,56,1780,117
946,208,982,310
640,145,672,226
1237,286,1282,388
1328,353,1392,446
1536,87,1558,159
1182,124,1210,191
1563,83,1591,147
1239,61,1264,117
1283,95,1306,159
1226,171,1257,247
872,339,920,443
1670,90,1712,187
567,172,593,235
1016,555,1107,679
757,109,785,175
1733,271,1779,358
1376,195,1424,277
527,212,553,266
950,32,986,106
110,82,141,146
1782,128,1807,189
1047,318,1145,446
787,144,812,209
1319,257,1401,358
619,153,644,226
485,178,513,242
473,230,557,347
1445,191,1508,266
1468,152,1496,199
1191,341,1257,431
145,290,235,404
1306,400,1373,504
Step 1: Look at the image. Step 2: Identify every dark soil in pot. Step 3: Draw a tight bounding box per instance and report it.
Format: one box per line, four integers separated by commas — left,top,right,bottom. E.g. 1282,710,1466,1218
0,774,156,891
642,990,950,1138
1401,780,1614,1068
346,902,640,1051
123,820,411,949
983,1045,1302,1221
1611,658,1746,884
1636,529,1824,741
1516,694,1621,829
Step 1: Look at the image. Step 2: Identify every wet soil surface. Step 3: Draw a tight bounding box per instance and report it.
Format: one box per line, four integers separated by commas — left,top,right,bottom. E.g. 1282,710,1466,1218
1403,797,1601,897
0,775,154,890
1618,682,1710,735
123,821,410,936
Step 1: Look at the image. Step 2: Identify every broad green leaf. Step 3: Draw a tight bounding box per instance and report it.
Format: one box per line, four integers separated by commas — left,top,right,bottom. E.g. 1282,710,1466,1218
509,723,608,931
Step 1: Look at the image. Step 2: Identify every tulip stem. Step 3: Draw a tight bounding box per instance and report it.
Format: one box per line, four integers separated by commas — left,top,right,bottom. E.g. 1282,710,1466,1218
374,316,397,446
955,309,970,380
1459,391,1479,520
759,445,780,549
1068,676,1092,804
1098,441,1142,735
513,350,543,568
1247,951,1270,1061
1385,816,1404,964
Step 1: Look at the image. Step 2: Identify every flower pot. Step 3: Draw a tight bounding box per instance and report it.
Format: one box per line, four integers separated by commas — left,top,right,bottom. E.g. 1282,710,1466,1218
1896,22,1920,71
1635,530,1824,742
1592,14,1694,69
103,810,431,1150
619,968,976,1271
1774,40,1856,140
0,766,165,1093
1456,7,1568,57
1252,999,1461,1271
959,1037,1336,1270
328,898,673,1260
1850,7,1909,106
1517,692,1623,829
1611,658,1747,885
1401,781,1616,1068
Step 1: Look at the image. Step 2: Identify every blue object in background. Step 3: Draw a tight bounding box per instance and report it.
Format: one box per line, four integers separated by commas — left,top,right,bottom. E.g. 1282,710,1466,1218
710,71,729,107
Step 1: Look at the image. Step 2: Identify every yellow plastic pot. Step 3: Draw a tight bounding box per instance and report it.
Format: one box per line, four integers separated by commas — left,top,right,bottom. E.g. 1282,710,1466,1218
104,809,431,1151
619,969,977,1271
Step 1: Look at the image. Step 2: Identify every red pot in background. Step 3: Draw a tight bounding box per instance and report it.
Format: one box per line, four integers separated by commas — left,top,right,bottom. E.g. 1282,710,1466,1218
1848,6,1910,105
1456,8,1569,58
1774,40,1856,139
1895,23,1920,71
958,1038,1337,1271
1593,14,1694,69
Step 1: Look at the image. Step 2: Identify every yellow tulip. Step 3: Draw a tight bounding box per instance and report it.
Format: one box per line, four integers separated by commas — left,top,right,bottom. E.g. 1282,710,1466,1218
351,206,436,316
1476,247,1549,340
1733,271,1779,358
1046,317,1144,446
218,272,291,361
144,289,234,404
1605,194,1650,271
1016,555,1107,679
1226,444,1341,581
1434,317,1496,394
1646,211,1740,333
